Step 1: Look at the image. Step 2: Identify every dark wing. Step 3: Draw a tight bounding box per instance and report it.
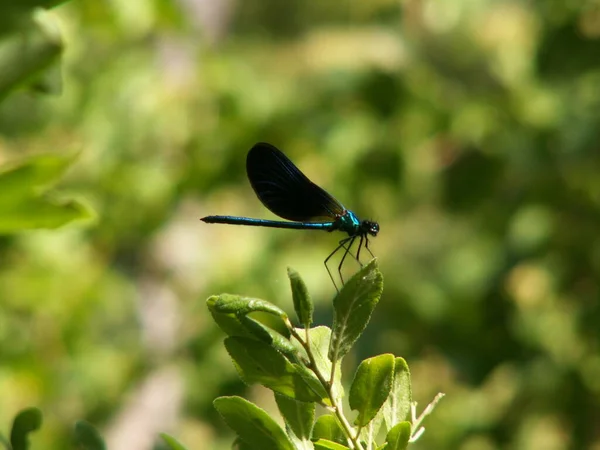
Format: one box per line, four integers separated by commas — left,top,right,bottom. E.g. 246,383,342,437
246,143,345,222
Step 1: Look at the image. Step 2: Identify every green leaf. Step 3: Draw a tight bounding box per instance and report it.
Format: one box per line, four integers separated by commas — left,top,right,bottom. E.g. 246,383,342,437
224,336,322,402
0,10,63,100
213,396,295,450
0,0,70,37
208,298,258,339
274,393,315,442
0,153,76,198
382,358,412,431
232,436,255,450
328,259,383,363
10,407,42,450
207,294,287,318
160,433,189,450
358,385,387,445
360,384,383,445
290,362,330,405
385,421,411,450
313,439,350,450
73,420,106,450
0,153,93,233
238,315,298,359
349,354,395,427
291,326,343,402
288,267,313,328
311,415,345,445
360,413,384,449
0,196,92,233
207,295,298,359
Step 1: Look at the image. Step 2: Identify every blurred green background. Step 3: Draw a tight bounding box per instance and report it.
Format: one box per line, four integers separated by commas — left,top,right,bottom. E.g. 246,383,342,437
1,0,600,449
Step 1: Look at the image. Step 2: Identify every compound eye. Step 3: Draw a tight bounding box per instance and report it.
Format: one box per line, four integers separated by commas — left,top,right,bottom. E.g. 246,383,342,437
368,222,379,235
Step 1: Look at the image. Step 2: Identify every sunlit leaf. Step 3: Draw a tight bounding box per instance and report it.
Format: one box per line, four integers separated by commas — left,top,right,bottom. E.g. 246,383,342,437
291,326,343,402
213,396,295,450
311,415,345,445
349,354,394,427
208,302,258,339
0,10,63,99
0,196,92,233
160,433,189,450
313,439,350,450
275,393,315,442
382,358,412,431
207,294,287,318
291,362,330,405
385,421,411,450
288,267,313,328
329,259,383,363
0,153,77,197
0,153,92,233
224,336,322,402
360,413,384,450
238,315,298,359
207,295,298,358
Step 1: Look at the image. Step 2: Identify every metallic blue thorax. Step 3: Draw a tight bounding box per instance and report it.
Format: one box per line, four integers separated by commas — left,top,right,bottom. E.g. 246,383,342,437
334,210,361,235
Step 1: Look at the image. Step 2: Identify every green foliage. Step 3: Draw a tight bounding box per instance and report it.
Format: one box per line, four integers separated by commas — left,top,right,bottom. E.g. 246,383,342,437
292,326,343,403
0,0,89,234
0,2,68,98
208,294,298,357
288,267,313,329
313,439,350,450
224,336,323,403
0,153,92,232
1,410,108,450
329,260,383,363
312,416,345,445
384,422,411,450
209,294,288,317
2,1,600,449
8,408,42,450
211,263,442,449
349,354,395,427
160,434,188,450
213,396,295,450
382,358,411,430
275,393,315,444
72,421,105,450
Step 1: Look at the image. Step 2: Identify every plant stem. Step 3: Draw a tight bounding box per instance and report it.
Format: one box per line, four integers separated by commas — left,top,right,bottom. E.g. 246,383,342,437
409,393,445,442
329,354,337,389
288,324,364,450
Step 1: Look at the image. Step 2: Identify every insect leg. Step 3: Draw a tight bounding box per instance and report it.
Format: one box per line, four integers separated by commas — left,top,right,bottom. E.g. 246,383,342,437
364,235,375,260
355,233,366,265
338,235,357,285
324,237,353,291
